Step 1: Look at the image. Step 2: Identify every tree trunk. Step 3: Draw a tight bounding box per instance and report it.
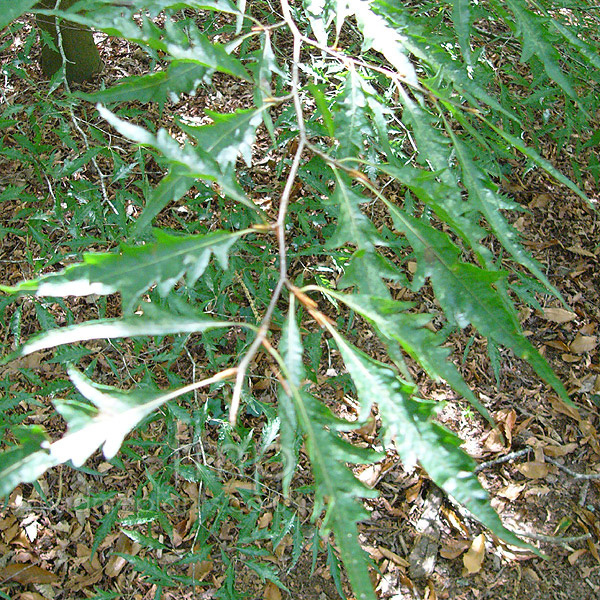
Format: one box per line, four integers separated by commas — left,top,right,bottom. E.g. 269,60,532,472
35,0,103,84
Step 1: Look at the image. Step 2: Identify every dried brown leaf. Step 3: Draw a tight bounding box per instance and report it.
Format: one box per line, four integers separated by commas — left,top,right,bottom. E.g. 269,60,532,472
0,563,59,585
570,334,597,354
515,461,550,479
463,534,486,574
542,308,577,323
263,581,282,600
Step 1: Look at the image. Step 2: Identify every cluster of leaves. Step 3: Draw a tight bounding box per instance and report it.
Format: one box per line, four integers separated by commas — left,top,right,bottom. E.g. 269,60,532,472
1,1,599,598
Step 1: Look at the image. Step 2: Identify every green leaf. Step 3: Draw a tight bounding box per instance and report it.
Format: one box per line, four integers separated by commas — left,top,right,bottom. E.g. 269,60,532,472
547,17,600,71
326,175,382,252
303,0,337,46
91,501,122,557
253,31,281,140
178,108,264,169
277,316,379,599
280,298,304,389
132,166,195,236
0,229,246,313
3,304,237,360
449,0,472,65
504,0,577,99
388,208,571,405
245,561,289,592
308,84,335,139
113,553,176,586
166,30,250,81
450,132,563,299
375,4,520,123
393,94,490,260
321,291,493,424
97,106,257,211
480,115,590,206
329,330,538,553
278,299,303,494
2,364,203,497
79,61,210,109
337,250,400,299
331,71,372,158
121,529,169,550
300,391,379,600
0,0,38,31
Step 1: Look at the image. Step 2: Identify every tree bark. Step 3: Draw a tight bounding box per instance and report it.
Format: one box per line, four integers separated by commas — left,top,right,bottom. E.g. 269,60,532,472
35,0,103,84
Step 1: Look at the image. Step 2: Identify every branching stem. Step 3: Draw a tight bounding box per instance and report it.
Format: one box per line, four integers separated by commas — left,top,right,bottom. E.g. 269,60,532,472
229,0,307,425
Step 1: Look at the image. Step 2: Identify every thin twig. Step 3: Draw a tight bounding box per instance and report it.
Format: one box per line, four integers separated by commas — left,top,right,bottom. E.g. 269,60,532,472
579,480,590,507
544,456,600,481
474,448,531,473
510,529,592,548
152,366,238,405
228,0,307,425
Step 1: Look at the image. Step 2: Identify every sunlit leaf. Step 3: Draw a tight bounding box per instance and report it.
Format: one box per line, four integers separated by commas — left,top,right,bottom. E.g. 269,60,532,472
0,229,246,313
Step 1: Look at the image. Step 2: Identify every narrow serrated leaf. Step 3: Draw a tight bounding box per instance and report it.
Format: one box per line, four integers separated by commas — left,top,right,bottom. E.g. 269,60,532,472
505,0,577,99
388,208,571,405
326,176,382,251
91,501,122,557
450,133,563,300
321,291,493,424
0,229,245,313
300,391,379,600
329,330,538,553
79,61,210,109
332,71,372,158
166,31,250,81
3,305,236,360
97,106,257,210
450,0,472,65
178,108,263,169
278,299,303,494
480,115,589,205
132,167,194,236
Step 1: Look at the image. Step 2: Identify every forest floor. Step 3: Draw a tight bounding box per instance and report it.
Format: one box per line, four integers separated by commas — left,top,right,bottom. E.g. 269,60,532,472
1,10,600,600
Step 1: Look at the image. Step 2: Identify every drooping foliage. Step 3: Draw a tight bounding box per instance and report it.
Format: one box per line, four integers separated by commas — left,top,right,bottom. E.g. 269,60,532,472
1,1,598,597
